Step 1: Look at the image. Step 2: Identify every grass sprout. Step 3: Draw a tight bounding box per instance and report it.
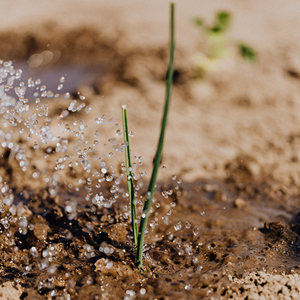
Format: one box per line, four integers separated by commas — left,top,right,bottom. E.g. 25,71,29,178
122,105,138,251
193,11,256,77
122,2,175,274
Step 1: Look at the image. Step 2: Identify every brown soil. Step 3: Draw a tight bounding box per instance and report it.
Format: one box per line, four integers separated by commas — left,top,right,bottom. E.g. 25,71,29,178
1,1,300,299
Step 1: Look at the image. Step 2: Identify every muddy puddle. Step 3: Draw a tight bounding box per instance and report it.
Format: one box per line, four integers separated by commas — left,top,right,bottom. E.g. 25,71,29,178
8,61,105,100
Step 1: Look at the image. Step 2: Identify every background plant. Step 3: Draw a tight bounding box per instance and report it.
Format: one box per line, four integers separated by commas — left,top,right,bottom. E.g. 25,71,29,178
192,11,256,78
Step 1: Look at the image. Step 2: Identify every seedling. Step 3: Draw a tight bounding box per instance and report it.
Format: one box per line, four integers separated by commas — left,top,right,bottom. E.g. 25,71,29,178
122,105,138,251
192,11,256,77
122,2,175,273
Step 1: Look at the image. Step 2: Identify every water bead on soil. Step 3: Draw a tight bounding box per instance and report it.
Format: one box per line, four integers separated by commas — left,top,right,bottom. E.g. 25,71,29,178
193,227,200,236
185,221,192,229
174,221,182,231
140,288,146,295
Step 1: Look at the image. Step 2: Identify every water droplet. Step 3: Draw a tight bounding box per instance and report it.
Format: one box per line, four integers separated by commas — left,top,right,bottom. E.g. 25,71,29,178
85,105,93,114
167,189,173,195
106,175,113,182
185,221,191,229
174,221,182,231
65,199,78,220
45,147,53,154
19,216,28,228
30,246,38,258
162,191,168,198
193,227,199,236
15,69,22,79
197,265,203,272
126,290,135,298
32,171,40,179
47,265,57,274
167,232,173,240
95,117,105,125
140,288,146,295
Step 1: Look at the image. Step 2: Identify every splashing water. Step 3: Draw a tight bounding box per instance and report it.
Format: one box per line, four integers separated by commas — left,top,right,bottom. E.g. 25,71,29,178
0,60,191,298
0,58,185,220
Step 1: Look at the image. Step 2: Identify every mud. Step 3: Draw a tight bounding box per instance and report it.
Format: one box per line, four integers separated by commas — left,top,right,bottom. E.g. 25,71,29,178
1,1,300,299
1,177,300,299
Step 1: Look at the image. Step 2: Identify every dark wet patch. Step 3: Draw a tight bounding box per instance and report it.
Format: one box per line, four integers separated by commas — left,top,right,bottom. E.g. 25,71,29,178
0,178,299,299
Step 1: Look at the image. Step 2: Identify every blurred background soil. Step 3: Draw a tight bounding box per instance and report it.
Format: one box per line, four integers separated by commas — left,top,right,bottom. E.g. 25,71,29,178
1,0,300,299
2,0,300,185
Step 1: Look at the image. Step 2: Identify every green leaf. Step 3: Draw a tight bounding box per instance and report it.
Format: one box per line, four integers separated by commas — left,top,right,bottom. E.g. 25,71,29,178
211,11,231,33
239,44,256,63
122,105,138,251
136,2,175,273
192,17,204,27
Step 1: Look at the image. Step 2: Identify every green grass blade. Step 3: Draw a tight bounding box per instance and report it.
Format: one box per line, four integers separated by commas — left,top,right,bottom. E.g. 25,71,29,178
136,2,175,272
122,105,138,250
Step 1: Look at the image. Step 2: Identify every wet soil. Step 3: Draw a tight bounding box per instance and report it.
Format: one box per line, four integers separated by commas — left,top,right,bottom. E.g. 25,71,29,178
1,176,300,300
2,1,300,299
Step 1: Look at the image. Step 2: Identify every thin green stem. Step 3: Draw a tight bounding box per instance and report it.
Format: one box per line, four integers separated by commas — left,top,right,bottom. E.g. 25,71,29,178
136,2,175,273
122,105,138,250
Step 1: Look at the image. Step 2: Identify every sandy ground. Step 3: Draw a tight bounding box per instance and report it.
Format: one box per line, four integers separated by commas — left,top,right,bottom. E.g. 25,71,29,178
1,0,300,299
2,0,300,183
